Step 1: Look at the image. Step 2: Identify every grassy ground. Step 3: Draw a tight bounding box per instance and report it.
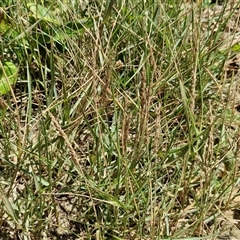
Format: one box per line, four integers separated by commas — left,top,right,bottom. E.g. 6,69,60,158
1,0,240,239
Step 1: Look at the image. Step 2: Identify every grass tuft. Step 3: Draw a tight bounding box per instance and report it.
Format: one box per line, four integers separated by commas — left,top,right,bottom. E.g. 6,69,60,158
0,0,240,239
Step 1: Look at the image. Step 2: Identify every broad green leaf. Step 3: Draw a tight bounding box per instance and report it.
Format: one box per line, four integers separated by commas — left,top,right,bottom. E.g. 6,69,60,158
36,175,49,186
0,20,11,34
231,44,240,52
0,62,18,95
27,3,60,25
0,9,17,37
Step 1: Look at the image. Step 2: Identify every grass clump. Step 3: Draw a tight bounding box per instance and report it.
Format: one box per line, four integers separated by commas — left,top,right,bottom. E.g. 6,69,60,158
0,0,240,239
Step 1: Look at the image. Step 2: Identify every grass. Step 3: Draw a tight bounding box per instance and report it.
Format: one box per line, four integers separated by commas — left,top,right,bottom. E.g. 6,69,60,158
0,0,240,239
